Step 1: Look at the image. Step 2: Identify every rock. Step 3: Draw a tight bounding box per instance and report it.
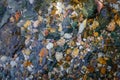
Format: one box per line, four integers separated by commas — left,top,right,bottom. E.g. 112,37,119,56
72,47,79,57
0,56,7,62
10,60,17,67
39,48,48,58
100,67,106,74
78,19,87,34
56,37,65,46
23,20,31,29
64,33,72,39
33,20,40,28
55,52,63,62
46,42,54,50
29,0,34,4
22,49,31,56
107,20,116,31
0,22,25,56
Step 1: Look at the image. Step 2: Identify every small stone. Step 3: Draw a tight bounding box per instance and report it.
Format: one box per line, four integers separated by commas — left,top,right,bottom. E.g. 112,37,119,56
98,52,104,58
66,48,72,54
23,60,32,67
90,20,99,30
69,40,76,47
38,16,43,22
93,32,99,37
22,49,31,56
64,33,72,39
87,65,94,73
55,52,63,62
97,57,106,65
27,66,33,72
65,54,72,62
39,48,48,57
9,16,15,23
70,11,78,18
57,37,65,46
0,56,7,62
33,29,38,33
14,11,21,22
72,47,79,57
44,29,49,36
46,42,54,50
10,60,17,67
49,28,56,33
58,23,62,32
100,67,106,74
23,20,31,29
79,45,83,49
107,20,116,31
33,20,40,28
25,35,31,45
97,63,102,67
29,0,34,4
78,19,87,34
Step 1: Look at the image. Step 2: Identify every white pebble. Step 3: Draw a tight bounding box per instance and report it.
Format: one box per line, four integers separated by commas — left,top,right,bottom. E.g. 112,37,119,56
0,56,7,62
29,0,34,4
55,52,63,62
46,42,54,50
10,60,17,67
64,33,72,39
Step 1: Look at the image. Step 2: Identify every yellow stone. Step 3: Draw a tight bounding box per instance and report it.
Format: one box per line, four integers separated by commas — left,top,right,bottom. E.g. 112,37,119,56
24,20,31,28
100,67,106,74
72,47,79,57
107,20,116,31
22,49,31,55
116,19,120,26
94,32,99,37
50,28,56,33
66,48,72,54
69,40,75,47
97,57,106,65
58,25,62,32
51,9,57,15
90,21,99,30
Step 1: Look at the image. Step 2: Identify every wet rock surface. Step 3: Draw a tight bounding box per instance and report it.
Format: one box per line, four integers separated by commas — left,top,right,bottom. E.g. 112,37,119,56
0,22,25,56
0,0,120,80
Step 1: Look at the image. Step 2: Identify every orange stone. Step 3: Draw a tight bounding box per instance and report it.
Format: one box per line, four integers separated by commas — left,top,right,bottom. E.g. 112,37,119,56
23,60,32,67
100,67,106,74
107,20,116,31
39,48,48,57
97,57,106,65
87,65,95,73
14,11,21,22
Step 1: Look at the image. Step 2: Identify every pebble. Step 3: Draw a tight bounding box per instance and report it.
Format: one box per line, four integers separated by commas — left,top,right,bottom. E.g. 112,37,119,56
10,60,17,68
55,52,63,62
64,33,72,39
0,56,7,62
29,0,34,4
33,20,40,28
72,47,79,57
46,42,54,50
